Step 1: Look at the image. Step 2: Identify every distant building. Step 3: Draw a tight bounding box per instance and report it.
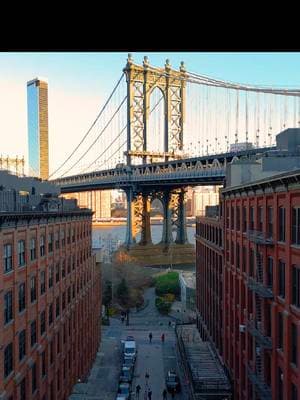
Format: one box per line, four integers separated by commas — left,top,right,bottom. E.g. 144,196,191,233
192,186,220,216
62,190,111,220
0,156,25,176
27,78,49,180
0,173,101,400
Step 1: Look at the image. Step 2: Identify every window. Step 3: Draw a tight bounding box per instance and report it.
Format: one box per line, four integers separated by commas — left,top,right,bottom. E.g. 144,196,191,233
30,238,36,261
57,369,60,392
249,249,254,277
62,292,66,310
267,257,273,290
48,233,53,253
292,266,300,307
258,206,263,232
236,206,240,231
50,341,54,364
242,246,246,272
56,297,60,318
61,229,65,247
68,257,71,274
249,207,254,230
242,206,247,233
231,206,235,230
31,363,37,394
291,383,298,400
291,323,298,366
18,240,25,266
62,260,65,278
72,255,75,270
72,228,75,242
49,304,53,325
67,228,70,244
278,260,286,298
236,243,240,269
19,330,26,361
279,207,286,242
40,235,45,257
20,378,26,400
30,276,37,303
68,287,71,303
292,207,300,245
278,313,284,350
19,283,26,312
40,311,46,335
4,291,13,324
49,266,53,288
267,206,273,238
40,271,46,295
57,332,60,354
30,320,37,347
3,243,13,273
55,231,60,250
41,351,46,377
4,343,13,378
56,263,60,283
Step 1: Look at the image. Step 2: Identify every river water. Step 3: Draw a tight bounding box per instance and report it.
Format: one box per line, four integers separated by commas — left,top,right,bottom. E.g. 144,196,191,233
92,224,196,250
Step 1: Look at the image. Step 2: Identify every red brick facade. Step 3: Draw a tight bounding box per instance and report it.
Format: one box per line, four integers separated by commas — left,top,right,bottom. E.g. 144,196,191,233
196,215,223,357
196,171,300,400
0,211,101,400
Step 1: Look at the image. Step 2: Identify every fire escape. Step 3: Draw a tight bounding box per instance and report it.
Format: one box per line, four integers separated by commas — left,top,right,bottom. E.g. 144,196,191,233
246,230,273,400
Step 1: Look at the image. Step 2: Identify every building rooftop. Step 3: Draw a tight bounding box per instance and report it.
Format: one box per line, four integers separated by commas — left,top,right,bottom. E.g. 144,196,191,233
27,77,48,85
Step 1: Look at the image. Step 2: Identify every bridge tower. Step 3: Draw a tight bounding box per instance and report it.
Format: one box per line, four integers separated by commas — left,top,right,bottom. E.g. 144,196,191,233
123,55,190,254
123,53,187,165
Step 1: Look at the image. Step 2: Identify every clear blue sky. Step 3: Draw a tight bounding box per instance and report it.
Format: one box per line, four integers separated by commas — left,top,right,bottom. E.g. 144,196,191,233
1,51,300,174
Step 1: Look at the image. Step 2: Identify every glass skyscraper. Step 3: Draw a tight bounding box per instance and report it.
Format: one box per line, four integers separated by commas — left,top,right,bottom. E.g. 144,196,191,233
27,78,49,180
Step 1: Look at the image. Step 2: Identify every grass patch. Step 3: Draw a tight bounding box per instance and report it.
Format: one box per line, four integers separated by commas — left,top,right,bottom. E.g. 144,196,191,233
155,271,180,297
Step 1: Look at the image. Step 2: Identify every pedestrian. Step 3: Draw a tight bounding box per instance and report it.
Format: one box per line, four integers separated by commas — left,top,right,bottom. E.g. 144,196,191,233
171,388,175,399
149,332,153,344
168,320,171,328
148,389,152,400
145,371,150,383
161,333,165,343
121,315,124,324
162,388,168,399
136,384,141,399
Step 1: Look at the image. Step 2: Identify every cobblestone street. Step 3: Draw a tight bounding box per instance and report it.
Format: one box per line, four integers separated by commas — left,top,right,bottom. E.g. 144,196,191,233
69,288,190,400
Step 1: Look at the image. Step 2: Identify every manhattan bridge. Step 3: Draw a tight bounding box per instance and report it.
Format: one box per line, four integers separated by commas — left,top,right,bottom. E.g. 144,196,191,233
52,54,300,257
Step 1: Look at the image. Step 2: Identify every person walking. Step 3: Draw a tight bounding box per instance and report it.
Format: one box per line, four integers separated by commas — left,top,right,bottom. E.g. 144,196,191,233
145,371,150,384
149,332,153,344
162,388,168,399
148,389,152,400
136,384,141,399
161,333,165,343
168,320,171,328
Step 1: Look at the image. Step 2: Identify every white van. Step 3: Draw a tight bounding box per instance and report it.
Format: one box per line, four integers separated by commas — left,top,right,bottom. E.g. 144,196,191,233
123,340,137,360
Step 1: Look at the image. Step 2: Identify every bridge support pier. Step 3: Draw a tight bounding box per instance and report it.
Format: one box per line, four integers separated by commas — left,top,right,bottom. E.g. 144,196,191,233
124,187,136,247
161,190,173,246
140,194,152,245
175,189,188,244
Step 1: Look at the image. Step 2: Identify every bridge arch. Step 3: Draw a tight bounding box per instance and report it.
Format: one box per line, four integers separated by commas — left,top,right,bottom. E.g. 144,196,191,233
147,87,165,154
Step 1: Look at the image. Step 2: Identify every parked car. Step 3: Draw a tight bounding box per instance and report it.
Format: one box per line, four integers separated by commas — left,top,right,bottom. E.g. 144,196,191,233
123,340,137,361
117,383,131,399
119,365,134,383
166,370,181,393
123,356,135,369
126,335,135,341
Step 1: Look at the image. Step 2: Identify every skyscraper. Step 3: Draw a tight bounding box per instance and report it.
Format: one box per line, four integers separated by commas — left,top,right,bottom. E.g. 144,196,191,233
27,78,49,180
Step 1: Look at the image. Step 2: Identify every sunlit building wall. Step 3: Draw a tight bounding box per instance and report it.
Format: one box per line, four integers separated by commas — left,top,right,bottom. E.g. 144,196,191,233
62,190,111,219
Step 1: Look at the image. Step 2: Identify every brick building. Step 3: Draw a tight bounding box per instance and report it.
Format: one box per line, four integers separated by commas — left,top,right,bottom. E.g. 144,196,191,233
0,174,101,400
196,129,300,400
196,207,223,357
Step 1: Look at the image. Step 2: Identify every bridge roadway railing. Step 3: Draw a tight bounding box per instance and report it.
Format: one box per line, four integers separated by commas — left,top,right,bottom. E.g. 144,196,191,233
55,165,225,189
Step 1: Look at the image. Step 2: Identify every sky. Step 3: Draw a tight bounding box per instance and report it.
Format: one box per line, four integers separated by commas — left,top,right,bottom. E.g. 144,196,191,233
1,51,300,176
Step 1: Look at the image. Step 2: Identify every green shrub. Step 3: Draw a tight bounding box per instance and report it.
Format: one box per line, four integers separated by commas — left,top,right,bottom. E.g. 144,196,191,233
155,272,180,297
155,296,172,315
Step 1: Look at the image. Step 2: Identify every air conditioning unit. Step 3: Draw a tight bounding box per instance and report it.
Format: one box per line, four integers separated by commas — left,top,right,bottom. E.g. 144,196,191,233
239,324,246,333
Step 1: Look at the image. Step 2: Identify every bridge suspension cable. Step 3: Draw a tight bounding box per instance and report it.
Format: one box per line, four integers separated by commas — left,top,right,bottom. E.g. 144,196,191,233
49,73,125,178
